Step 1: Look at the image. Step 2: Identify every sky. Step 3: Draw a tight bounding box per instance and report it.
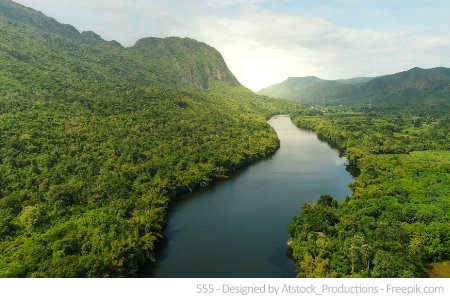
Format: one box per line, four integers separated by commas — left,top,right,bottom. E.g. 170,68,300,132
15,0,450,91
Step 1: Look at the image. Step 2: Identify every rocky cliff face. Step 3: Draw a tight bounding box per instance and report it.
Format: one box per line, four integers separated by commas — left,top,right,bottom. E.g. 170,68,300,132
131,36,239,88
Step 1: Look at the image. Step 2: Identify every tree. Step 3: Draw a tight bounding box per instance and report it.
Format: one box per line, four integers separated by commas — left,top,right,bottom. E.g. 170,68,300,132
19,206,43,232
360,243,373,272
344,235,365,274
317,195,338,208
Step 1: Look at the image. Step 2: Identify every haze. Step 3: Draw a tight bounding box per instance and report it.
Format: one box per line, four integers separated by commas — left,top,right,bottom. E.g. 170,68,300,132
16,0,450,91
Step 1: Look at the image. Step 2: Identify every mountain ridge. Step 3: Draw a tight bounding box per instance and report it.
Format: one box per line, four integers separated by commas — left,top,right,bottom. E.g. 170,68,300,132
0,0,238,91
0,0,299,277
258,67,450,107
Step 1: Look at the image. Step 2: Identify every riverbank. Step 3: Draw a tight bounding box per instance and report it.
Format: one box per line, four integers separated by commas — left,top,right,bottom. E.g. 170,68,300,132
287,112,449,277
142,115,353,277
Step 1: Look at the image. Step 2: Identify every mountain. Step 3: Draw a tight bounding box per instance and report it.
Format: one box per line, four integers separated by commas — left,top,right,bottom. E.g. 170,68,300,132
258,76,343,105
336,77,373,84
130,37,239,88
0,0,238,91
258,68,450,108
0,0,299,277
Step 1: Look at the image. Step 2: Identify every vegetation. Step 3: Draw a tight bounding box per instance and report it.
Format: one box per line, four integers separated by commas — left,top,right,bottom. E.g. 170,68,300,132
0,0,300,277
258,67,450,109
2,0,448,279
287,104,449,277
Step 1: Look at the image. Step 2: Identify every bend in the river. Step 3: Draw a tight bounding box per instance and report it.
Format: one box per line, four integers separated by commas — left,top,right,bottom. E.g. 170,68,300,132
141,115,354,278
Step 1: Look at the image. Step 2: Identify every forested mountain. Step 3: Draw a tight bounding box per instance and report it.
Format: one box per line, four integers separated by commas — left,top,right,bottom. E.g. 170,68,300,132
336,77,373,84
0,0,299,277
0,0,239,90
258,67,450,110
258,76,343,105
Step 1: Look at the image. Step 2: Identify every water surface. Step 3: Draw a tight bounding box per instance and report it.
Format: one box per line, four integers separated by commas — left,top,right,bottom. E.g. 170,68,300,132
143,115,354,277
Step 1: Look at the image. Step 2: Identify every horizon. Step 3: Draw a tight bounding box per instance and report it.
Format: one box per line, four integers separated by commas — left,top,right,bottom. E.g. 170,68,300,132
13,0,450,91
1,0,449,287
263,66,448,89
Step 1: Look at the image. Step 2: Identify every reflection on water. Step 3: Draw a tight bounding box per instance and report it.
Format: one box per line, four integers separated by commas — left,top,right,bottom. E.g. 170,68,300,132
141,115,354,278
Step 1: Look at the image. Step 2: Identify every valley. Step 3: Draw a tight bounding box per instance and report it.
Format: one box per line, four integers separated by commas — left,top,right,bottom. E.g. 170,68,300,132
143,115,354,278
0,0,448,279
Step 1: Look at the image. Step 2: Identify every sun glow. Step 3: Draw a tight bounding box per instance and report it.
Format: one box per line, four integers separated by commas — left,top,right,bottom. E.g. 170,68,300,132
219,44,291,91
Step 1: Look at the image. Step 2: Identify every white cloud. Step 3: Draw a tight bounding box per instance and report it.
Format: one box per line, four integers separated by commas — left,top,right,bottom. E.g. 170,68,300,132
15,0,450,91
193,5,450,90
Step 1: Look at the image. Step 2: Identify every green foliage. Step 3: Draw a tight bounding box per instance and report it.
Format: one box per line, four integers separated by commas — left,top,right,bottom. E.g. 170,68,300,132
317,195,338,208
0,0,301,277
259,68,450,115
288,105,449,278
19,206,43,232
0,84,296,278
0,0,241,95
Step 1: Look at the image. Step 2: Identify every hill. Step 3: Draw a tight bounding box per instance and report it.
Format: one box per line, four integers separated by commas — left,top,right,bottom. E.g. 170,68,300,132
259,76,342,105
0,0,240,91
0,0,299,277
258,68,450,111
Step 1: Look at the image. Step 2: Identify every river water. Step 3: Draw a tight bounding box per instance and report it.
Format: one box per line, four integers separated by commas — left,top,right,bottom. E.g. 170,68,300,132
142,115,354,277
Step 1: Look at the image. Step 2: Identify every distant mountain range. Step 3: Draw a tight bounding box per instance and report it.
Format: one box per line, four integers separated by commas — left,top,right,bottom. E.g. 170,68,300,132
258,67,450,107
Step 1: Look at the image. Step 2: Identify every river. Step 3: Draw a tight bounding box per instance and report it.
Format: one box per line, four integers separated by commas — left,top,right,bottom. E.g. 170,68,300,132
141,115,354,277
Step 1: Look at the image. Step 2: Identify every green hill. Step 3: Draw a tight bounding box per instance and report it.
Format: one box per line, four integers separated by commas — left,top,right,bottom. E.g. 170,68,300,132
258,68,450,111
0,0,299,277
0,0,239,91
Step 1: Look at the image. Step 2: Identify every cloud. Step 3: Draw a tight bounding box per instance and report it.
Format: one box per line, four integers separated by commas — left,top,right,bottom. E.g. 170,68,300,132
192,4,450,89
15,0,450,91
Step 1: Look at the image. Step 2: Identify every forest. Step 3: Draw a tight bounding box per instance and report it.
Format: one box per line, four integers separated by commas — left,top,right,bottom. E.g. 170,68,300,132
1,0,448,279
0,0,300,277
287,103,449,277
259,67,450,107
